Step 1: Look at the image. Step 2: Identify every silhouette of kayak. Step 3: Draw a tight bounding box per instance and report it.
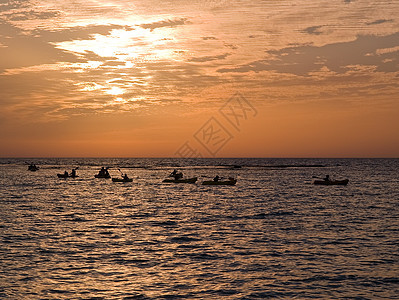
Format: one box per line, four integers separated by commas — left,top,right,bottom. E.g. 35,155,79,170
95,174,111,179
28,166,39,171
313,179,349,185
57,174,78,178
202,179,237,186
162,177,197,183
112,178,133,182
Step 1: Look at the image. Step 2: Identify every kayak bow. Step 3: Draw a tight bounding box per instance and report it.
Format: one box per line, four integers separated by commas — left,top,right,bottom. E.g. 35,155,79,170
112,177,133,182
202,179,237,186
162,177,197,184
313,179,349,185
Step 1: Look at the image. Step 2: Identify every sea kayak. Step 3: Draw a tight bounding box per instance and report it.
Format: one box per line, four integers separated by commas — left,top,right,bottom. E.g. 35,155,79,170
162,177,197,184
112,177,133,182
57,174,78,178
313,179,349,185
28,166,39,171
95,174,111,179
202,179,237,186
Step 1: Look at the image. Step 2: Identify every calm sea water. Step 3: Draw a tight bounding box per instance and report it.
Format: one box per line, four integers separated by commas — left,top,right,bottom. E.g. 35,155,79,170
0,158,398,299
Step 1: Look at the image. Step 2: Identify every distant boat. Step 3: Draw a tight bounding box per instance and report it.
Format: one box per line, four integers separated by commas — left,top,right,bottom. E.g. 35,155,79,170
202,179,237,186
313,179,349,186
57,173,78,179
162,177,197,184
112,177,133,182
28,165,39,172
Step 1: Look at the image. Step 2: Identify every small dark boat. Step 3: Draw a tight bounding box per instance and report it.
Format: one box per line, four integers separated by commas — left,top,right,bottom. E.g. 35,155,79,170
313,179,349,186
112,177,133,182
28,165,39,171
95,174,111,179
162,177,197,184
202,179,237,186
57,174,78,179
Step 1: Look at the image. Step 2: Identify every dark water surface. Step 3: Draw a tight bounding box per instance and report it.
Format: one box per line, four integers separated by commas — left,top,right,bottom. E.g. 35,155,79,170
1,158,398,299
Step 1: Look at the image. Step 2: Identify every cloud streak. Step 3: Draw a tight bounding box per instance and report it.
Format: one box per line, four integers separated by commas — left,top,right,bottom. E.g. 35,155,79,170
217,33,399,76
140,18,190,31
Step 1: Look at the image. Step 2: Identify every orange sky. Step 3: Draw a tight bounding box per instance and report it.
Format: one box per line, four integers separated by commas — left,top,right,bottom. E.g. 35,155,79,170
0,0,398,157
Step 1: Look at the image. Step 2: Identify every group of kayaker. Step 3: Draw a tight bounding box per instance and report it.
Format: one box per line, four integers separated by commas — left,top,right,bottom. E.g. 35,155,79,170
97,167,110,178
62,168,77,177
31,165,237,185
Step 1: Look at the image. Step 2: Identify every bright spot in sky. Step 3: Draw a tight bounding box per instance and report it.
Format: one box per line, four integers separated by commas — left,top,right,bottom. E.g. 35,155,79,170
106,86,125,95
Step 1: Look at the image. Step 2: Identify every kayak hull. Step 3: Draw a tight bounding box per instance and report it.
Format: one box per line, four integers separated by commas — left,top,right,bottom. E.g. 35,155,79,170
162,177,197,184
112,178,133,182
57,174,78,178
314,179,349,185
202,180,237,186
95,175,111,179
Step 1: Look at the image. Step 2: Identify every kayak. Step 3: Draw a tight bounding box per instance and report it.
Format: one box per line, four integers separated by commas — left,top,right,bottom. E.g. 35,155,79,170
162,177,197,184
202,179,237,186
95,174,111,179
313,179,349,185
57,174,78,178
112,178,133,182
28,166,39,171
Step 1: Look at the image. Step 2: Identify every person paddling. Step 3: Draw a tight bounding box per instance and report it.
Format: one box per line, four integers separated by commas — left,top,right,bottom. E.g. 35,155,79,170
71,168,76,177
170,169,183,180
99,167,105,176
324,175,330,181
213,175,220,182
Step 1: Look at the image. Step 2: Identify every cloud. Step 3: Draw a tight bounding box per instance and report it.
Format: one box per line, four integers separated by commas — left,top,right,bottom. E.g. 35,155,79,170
217,32,399,76
366,19,393,26
140,18,190,31
0,0,30,12
0,28,80,73
302,25,324,35
189,53,230,62
202,36,217,40
32,24,129,43
0,22,132,73
3,10,60,21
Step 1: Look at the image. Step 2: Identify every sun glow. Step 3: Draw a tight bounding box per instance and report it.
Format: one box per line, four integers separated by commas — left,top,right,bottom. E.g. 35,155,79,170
106,86,125,95
54,26,176,63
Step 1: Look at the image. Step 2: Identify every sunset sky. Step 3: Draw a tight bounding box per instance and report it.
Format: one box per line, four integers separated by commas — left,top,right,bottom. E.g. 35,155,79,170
0,0,398,157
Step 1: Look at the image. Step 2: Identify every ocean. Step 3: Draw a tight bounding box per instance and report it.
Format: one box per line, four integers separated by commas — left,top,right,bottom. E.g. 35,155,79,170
0,158,398,299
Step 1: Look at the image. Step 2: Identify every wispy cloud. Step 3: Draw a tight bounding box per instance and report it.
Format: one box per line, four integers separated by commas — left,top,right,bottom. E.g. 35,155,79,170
140,18,190,31
302,25,324,35
189,53,230,63
366,19,393,26
217,33,399,76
